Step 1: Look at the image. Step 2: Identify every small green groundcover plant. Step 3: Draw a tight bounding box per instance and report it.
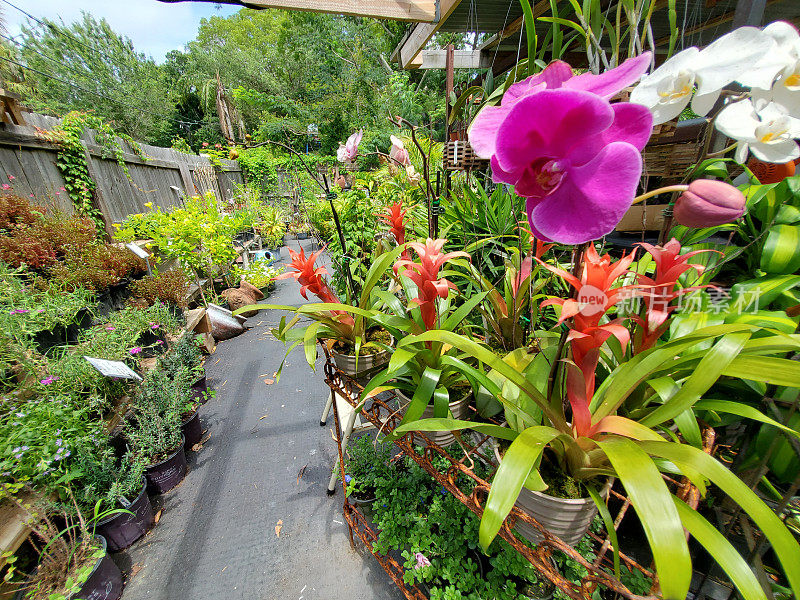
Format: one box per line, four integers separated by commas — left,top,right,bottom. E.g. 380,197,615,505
343,435,652,600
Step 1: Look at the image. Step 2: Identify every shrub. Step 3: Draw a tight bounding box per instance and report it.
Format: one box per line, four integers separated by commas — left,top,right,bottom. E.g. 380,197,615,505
130,270,189,308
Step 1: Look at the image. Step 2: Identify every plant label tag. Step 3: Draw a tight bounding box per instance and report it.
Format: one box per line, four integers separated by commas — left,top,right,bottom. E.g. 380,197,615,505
83,356,142,381
125,242,150,259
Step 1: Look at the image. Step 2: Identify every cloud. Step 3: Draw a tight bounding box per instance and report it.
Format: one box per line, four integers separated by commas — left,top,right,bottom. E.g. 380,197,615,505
4,0,239,62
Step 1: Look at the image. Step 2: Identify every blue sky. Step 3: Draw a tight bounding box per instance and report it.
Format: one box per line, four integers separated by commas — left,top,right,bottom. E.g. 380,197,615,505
5,1,241,62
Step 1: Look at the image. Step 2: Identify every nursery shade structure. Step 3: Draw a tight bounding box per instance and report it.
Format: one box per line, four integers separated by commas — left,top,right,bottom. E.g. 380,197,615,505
391,0,800,70
156,0,438,21
161,0,800,71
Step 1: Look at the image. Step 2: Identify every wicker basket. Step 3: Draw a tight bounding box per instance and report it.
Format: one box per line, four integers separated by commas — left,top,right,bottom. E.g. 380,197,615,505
444,140,490,171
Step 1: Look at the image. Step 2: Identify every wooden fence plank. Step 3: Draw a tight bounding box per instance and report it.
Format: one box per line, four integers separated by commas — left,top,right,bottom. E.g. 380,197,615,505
0,111,247,225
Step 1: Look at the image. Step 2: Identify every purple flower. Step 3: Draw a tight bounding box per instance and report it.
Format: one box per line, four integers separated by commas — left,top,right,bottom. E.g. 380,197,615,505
40,376,59,385
155,339,163,345
345,474,352,484
413,552,431,570
149,322,160,329
129,347,142,355
470,88,652,245
10,309,29,315
105,325,116,331
469,56,654,244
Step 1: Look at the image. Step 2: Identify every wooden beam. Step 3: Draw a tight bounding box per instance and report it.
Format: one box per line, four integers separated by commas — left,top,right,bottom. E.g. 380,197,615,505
412,49,493,69
393,0,465,68
158,0,435,22
478,15,524,51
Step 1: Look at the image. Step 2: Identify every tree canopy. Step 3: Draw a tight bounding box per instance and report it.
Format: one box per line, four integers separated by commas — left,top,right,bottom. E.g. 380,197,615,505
10,8,460,153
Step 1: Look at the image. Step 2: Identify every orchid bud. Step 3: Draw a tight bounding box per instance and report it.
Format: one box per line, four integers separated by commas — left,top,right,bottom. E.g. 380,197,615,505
674,180,745,228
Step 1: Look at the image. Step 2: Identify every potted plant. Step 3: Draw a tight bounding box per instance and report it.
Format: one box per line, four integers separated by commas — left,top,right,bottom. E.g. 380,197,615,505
255,204,287,252
3,487,125,600
343,435,393,521
127,370,187,494
355,238,484,447
230,262,284,297
240,245,401,378
89,455,155,552
393,240,800,599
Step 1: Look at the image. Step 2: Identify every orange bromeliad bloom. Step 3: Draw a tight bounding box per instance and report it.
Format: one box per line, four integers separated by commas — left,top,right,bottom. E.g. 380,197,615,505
394,238,469,331
379,202,408,248
277,247,340,304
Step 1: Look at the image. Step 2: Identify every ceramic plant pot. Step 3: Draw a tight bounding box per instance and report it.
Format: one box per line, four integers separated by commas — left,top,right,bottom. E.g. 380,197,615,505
95,477,154,551
144,436,187,494
494,446,610,547
397,391,471,448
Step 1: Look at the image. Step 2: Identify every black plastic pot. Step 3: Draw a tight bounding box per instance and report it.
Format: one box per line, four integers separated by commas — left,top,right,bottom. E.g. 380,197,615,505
136,329,168,358
95,477,154,551
13,536,123,600
144,436,187,494
181,410,203,449
66,308,92,344
191,375,209,404
32,324,68,354
75,536,124,600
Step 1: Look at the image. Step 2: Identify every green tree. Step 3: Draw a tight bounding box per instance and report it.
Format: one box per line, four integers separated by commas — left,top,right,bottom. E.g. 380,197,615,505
19,12,175,143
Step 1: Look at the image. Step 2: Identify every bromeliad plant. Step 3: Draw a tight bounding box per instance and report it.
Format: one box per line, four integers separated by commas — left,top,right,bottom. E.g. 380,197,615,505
393,238,800,600
239,244,404,371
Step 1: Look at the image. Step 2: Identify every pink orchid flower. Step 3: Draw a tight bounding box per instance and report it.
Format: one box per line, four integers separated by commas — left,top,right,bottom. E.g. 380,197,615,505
337,130,363,163
8,175,14,180
388,135,410,166
469,54,651,160
1,184,10,190
470,88,652,244
469,56,654,244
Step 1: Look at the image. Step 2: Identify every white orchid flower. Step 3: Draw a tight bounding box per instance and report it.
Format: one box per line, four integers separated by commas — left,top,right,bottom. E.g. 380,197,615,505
741,22,800,118
631,27,775,125
716,99,800,164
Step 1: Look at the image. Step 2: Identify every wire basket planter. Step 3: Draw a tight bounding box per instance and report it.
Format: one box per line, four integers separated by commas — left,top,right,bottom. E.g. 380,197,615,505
321,346,712,600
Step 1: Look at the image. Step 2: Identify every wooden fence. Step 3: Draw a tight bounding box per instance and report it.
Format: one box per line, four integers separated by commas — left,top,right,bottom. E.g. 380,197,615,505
0,112,244,228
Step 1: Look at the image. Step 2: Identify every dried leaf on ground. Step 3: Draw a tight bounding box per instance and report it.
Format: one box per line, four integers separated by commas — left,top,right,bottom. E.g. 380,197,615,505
154,509,163,524
275,520,283,537
259,414,268,420
264,379,275,385
192,433,211,452
296,464,308,484
130,564,143,577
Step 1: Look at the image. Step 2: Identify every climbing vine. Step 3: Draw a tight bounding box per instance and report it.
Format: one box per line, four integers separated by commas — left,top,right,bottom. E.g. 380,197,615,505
42,111,145,231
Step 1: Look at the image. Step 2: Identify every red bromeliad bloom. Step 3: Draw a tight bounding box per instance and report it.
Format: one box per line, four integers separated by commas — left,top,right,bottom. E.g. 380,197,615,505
539,245,638,436
379,202,408,248
278,247,340,305
277,247,354,327
394,239,469,330
632,238,718,352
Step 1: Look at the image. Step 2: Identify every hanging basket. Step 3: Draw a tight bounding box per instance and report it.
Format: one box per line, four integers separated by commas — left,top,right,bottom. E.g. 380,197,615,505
444,140,490,171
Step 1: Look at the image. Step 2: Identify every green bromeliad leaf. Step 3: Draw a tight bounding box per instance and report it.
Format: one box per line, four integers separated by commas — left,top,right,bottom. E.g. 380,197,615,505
761,224,800,274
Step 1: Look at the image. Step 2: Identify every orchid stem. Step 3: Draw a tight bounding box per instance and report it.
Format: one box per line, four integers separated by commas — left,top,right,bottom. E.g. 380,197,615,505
631,185,688,205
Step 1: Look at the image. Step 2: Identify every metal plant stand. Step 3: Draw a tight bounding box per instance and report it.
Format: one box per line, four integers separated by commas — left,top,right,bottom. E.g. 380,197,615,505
320,345,705,600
